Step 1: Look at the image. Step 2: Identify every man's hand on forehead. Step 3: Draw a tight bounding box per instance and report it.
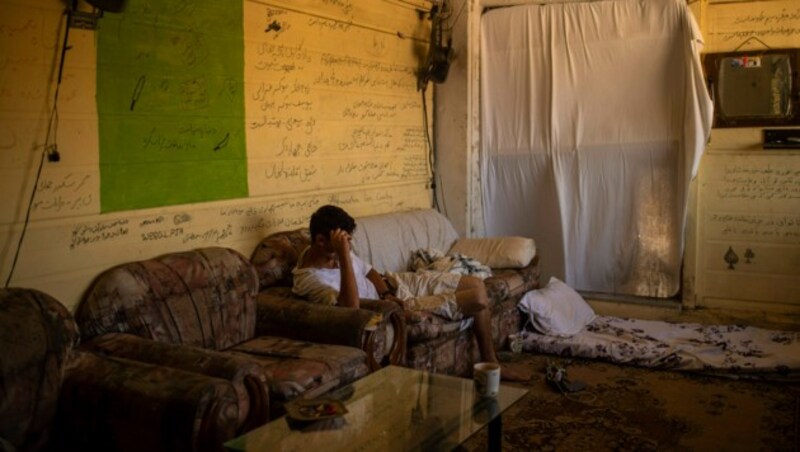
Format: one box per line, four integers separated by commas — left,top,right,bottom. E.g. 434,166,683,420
330,229,352,254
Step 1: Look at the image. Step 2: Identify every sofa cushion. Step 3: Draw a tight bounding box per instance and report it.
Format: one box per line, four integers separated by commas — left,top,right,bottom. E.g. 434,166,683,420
448,236,536,269
228,336,368,403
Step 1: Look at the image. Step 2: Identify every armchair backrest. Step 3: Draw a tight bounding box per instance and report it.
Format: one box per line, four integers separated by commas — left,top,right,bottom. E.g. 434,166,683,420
0,288,79,451
250,228,311,292
77,247,258,351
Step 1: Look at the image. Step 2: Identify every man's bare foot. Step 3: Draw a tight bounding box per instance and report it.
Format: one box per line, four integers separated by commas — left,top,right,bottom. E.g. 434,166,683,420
500,363,532,382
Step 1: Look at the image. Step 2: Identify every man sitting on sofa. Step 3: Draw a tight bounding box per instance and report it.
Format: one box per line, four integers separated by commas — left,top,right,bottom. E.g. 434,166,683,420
292,205,526,381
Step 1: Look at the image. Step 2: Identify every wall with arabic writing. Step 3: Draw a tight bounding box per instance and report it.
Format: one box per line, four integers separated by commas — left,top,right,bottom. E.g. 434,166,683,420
0,0,433,310
690,0,800,311
696,155,799,308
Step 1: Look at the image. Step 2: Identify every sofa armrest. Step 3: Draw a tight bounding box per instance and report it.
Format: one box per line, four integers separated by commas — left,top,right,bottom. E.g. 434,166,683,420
56,351,240,452
358,299,407,366
81,333,270,432
255,293,385,370
485,254,542,299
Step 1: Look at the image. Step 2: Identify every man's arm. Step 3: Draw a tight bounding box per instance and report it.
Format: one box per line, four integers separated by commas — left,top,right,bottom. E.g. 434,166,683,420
332,229,360,309
366,269,390,298
366,269,405,310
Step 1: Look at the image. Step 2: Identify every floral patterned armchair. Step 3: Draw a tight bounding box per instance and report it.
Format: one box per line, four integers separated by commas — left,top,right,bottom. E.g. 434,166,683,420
251,229,407,370
0,287,239,452
75,247,373,440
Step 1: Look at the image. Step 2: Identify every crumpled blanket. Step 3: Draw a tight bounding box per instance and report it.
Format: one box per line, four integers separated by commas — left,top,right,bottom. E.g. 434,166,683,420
410,248,492,279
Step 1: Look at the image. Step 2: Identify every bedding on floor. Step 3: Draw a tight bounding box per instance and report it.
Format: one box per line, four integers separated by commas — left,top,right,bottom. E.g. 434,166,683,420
519,315,800,380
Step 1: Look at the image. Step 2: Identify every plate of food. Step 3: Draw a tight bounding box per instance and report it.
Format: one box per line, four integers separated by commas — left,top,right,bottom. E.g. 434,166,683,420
285,398,348,422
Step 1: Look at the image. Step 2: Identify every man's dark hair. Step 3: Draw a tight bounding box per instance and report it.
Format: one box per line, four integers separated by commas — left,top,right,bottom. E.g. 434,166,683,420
309,205,356,239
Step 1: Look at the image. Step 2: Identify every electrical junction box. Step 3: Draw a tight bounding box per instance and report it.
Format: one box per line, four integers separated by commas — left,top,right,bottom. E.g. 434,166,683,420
69,11,99,30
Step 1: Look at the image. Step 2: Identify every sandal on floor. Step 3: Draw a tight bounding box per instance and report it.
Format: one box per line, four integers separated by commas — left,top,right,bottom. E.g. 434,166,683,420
546,360,586,393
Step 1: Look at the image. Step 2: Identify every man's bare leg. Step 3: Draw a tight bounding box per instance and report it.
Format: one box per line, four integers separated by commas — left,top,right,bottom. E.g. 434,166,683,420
455,276,529,382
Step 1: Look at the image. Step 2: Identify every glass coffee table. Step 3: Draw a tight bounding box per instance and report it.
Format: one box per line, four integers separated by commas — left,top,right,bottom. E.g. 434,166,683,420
225,365,528,451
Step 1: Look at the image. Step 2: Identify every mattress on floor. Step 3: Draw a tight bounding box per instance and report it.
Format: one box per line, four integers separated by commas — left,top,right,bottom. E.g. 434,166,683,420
519,315,800,380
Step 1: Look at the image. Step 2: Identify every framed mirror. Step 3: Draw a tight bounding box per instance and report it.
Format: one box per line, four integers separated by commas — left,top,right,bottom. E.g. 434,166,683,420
703,49,800,128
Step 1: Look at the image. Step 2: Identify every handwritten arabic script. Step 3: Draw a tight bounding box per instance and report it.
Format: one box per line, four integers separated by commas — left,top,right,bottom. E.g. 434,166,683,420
706,161,800,242
710,3,800,45
716,165,800,201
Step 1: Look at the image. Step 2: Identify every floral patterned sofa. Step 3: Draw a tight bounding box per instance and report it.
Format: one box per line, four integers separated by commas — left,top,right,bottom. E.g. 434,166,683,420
1,287,239,452
75,247,375,441
251,209,541,377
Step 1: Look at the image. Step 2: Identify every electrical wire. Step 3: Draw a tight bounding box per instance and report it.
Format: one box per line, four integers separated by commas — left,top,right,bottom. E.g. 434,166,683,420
5,133,51,289
444,0,467,33
4,10,69,288
420,84,441,212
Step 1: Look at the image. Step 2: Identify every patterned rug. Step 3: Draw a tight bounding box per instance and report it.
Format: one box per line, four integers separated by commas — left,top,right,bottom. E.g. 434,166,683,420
459,352,800,451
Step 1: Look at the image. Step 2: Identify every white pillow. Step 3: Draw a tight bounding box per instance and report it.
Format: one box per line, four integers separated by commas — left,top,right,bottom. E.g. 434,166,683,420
517,277,595,337
448,236,536,268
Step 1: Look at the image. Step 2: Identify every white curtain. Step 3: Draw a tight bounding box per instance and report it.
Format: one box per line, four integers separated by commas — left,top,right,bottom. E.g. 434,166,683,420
480,0,712,297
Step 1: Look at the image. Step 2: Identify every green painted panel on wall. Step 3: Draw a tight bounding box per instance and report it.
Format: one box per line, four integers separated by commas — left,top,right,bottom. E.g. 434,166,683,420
97,0,246,212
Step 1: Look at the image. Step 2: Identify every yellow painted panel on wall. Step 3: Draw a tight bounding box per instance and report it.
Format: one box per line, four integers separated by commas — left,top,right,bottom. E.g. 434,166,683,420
243,2,431,199
698,152,800,306
0,0,433,309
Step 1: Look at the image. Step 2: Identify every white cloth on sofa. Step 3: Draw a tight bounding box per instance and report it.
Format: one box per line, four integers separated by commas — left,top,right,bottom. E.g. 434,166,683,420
352,209,459,274
410,248,492,279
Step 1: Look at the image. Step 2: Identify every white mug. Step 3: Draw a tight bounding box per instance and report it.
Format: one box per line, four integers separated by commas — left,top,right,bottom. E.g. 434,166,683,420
473,362,501,397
